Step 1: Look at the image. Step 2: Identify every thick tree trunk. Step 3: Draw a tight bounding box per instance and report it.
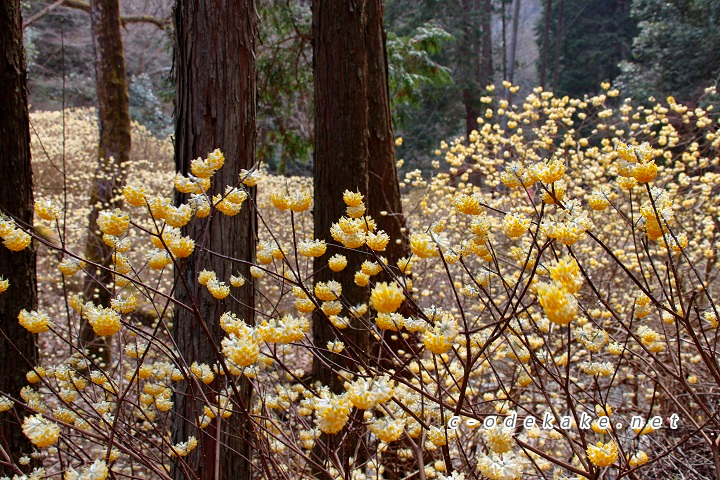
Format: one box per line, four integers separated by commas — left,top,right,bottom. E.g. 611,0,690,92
311,0,371,474
311,0,370,394
171,1,257,479
79,0,132,367
0,1,40,474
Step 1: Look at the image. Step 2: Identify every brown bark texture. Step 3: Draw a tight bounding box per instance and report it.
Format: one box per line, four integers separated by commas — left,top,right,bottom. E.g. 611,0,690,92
171,0,258,479
310,0,373,474
0,0,40,473
540,0,552,88
311,0,371,393
79,0,133,366
460,0,492,139
366,0,410,267
365,0,416,373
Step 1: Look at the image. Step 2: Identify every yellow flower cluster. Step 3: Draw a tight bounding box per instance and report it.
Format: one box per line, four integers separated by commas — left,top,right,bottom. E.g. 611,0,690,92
328,254,347,272
35,198,60,221
84,305,122,336
214,186,248,216
370,282,405,313
586,440,618,467
22,414,60,448
221,322,260,367
297,239,327,257
59,257,86,276
170,436,198,457
347,376,394,410
314,394,351,434
64,459,109,480
368,417,405,443
256,314,309,344
97,209,129,236
0,218,32,252
18,309,53,334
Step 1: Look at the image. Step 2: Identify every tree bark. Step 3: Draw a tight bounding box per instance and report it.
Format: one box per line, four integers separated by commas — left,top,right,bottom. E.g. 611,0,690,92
479,0,494,90
460,0,482,138
366,0,410,268
79,0,132,367
551,0,564,91
0,1,40,474
311,0,370,394
540,0,552,88
365,4,415,475
171,1,257,479
507,0,521,85
311,0,371,474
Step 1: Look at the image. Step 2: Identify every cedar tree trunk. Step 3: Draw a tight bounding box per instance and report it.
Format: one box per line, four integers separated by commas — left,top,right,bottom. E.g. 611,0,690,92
0,1,40,474
171,0,258,479
311,0,371,474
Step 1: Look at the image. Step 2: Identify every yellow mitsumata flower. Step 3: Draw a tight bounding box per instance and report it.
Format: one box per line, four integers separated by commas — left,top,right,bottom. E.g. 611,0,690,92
586,440,618,467
18,309,53,334
170,436,198,457
1,221,32,251
22,414,60,448
328,254,347,272
96,208,129,236
343,190,364,207
315,281,342,301
34,198,60,221
370,282,405,313
502,212,531,239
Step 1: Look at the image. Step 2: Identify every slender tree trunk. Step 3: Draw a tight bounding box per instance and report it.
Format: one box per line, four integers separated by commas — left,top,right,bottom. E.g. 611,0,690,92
480,0,494,89
366,0,410,267
540,0,552,88
0,1,40,474
171,1,257,479
552,0,564,91
460,0,482,138
311,0,371,474
366,3,414,475
501,0,508,81
507,0,520,85
79,0,132,367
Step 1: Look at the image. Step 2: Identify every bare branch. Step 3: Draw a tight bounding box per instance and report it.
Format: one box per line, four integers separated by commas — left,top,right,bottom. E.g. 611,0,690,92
22,0,65,29
23,0,170,30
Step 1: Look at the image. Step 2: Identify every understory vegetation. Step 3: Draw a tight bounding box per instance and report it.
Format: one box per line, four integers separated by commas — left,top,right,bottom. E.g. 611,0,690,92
1,82,719,479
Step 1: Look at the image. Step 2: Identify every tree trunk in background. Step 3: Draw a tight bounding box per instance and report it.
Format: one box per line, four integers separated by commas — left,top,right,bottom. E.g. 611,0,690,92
171,1,257,479
311,0,370,396
366,0,410,268
460,0,482,138
552,0,564,91
480,0,494,89
0,1,40,474
79,0,132,367
507,0,521,85
366,4,414,475
311,0,370,474
540,0,552,88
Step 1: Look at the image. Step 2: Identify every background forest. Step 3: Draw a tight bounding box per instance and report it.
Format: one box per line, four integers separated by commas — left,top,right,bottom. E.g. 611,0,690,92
24,0,719,174
0,0,719,479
